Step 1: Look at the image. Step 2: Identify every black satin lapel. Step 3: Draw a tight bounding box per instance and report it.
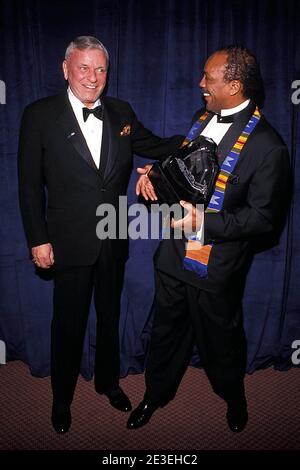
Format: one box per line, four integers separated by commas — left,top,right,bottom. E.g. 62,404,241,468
101,101,120,183
217,124,244,164
99,110,109,181
55,96,99,173
217,102,256,165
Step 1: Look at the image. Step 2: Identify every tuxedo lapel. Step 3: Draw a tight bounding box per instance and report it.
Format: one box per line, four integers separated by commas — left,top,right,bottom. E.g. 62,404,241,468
98,106,109,181
217,102,256,165
101,98,120,183
55,93,99,173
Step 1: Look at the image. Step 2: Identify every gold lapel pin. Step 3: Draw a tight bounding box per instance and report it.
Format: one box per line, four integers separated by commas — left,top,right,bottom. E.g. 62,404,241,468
120,124,131,136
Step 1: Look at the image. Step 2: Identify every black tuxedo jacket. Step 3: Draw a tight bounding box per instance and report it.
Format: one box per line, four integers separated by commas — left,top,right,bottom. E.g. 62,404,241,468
155,101,291,293
18,93,183,265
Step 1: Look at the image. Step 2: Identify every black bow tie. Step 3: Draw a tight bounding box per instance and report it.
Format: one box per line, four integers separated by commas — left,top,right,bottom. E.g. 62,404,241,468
82,105,103,122
216,113,235,123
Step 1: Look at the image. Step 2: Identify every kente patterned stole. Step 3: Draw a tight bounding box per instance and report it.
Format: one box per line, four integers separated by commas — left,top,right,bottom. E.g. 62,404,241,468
182,107,261,278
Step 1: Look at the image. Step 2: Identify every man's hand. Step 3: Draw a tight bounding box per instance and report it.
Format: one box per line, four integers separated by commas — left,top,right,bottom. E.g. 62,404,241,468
171,200,204,237
31,243,54,269
136,164,157,201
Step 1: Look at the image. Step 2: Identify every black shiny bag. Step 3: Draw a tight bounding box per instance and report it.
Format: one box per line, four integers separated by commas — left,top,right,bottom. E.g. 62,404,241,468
148,135,219,207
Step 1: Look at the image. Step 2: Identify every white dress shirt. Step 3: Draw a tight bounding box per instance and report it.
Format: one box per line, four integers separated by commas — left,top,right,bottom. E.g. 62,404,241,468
196,99,250,243
200,99,250,145
67,87,103,168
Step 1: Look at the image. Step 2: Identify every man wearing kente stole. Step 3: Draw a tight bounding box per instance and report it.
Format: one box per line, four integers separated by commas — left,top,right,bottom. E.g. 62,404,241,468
128,46,291,432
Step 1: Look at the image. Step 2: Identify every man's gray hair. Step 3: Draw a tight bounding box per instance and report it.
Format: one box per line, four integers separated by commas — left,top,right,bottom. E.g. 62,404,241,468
65,36,109,65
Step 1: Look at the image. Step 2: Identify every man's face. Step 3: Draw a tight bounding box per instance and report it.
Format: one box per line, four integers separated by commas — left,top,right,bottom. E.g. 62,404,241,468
62,48,107,108
199,52,234,113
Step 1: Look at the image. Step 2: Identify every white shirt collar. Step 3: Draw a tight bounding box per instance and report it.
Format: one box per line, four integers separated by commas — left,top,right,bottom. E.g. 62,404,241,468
221,99,250,116
67,87,101,111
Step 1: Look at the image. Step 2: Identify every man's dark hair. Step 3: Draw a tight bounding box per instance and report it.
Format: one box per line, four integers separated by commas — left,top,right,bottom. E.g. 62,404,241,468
218,45,265,107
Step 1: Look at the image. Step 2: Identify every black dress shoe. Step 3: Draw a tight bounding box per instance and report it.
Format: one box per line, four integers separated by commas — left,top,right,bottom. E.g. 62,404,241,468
51,406,71,434
105,388,132,412
127,401,158,429
226,403,248,433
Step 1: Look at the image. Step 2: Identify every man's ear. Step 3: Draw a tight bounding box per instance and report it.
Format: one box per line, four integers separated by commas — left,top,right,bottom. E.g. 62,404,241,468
62,60,68,80
229,80,242,96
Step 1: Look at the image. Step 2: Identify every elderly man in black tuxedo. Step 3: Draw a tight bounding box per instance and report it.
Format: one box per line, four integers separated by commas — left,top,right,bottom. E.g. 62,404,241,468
127,46,291,432
18,36,183,433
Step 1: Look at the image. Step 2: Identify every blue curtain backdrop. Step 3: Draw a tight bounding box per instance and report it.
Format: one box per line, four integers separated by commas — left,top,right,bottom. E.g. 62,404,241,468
0,0,299,378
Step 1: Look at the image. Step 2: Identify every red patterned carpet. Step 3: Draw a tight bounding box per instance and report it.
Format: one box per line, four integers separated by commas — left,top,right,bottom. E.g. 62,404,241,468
0,361,299,455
